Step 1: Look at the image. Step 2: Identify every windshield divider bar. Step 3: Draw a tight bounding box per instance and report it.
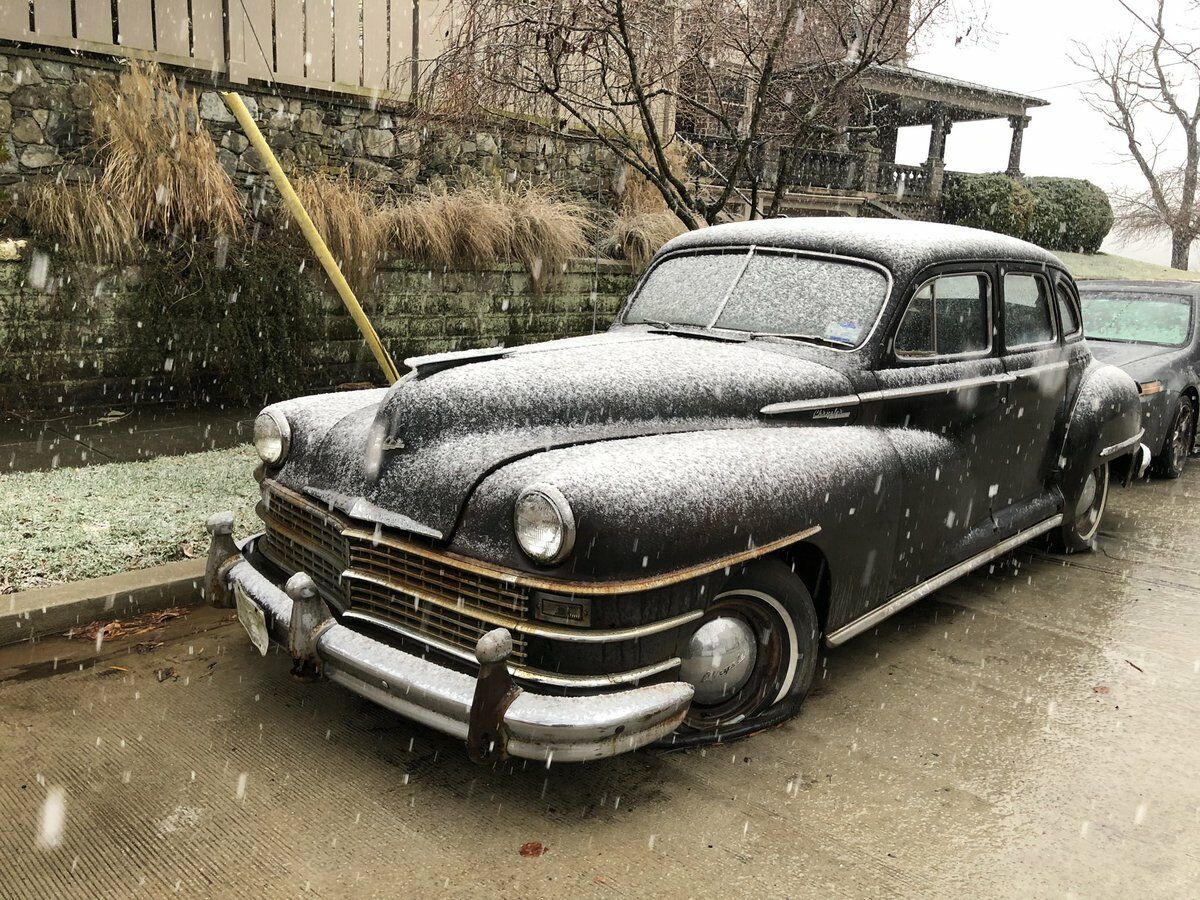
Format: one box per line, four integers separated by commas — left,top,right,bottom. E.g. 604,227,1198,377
707,245,756,329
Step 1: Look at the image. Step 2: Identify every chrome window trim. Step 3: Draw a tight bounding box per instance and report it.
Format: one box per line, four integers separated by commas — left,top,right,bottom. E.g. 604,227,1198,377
1053,276,1084,340
620,245,895,353
892,270,994,363
1003,271,1059,350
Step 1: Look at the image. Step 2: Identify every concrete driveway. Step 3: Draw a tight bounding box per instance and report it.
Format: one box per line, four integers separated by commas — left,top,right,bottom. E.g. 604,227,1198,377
1,470,1197,898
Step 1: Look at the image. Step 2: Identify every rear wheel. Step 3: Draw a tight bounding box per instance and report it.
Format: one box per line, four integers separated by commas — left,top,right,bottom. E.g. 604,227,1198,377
671,559,818,745
1151,398,1195,479
1052,462,1109,553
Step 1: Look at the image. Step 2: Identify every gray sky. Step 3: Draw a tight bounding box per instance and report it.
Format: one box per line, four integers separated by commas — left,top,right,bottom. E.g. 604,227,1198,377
896,0,1198,268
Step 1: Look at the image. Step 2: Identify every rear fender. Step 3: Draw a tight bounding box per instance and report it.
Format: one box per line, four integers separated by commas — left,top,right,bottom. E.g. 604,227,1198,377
1058,363,1141,498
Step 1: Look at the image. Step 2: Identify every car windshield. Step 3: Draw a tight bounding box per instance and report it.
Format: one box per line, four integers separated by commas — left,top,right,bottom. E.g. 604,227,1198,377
624,248,890,348
1080,291,1194,346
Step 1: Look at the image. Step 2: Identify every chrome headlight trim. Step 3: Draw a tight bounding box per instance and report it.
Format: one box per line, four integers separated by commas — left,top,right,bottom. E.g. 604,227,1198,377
253,409,291,465
513,483,576,566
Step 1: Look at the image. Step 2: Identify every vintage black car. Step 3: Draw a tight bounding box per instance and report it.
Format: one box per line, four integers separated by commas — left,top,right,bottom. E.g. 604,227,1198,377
1078,279,1200,478
205,219,1144,763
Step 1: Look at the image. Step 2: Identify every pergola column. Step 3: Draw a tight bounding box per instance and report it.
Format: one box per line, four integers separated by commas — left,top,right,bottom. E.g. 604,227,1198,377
1006,115,1031,176
927,105,952,163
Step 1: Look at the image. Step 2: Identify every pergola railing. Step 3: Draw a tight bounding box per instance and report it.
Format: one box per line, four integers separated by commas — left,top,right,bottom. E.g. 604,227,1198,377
686,135,943,204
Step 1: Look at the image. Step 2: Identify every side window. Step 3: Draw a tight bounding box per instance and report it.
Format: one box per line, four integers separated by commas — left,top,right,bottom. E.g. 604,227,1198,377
1003,273,1056,348
895,274,990,359
1055,281,1082,338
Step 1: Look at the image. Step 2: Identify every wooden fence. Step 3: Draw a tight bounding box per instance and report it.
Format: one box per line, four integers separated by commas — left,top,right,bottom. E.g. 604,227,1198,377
0,0,450,98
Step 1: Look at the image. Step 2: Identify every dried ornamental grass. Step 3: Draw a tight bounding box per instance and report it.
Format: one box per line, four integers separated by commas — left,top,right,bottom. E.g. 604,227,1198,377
292,174,388,289
23,180,138,263
90,61,243,241
602,209,687,270
498,182,590,286
382,181,589,285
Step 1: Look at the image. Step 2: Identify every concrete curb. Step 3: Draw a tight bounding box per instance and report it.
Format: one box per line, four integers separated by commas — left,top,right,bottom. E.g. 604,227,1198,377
1,559,206,647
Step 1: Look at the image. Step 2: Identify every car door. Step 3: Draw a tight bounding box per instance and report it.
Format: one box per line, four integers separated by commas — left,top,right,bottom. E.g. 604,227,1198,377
997,268,1075,525
875,266,1011,592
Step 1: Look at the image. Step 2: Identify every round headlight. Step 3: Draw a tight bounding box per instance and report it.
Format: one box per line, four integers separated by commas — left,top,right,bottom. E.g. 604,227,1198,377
253,410,291,465
514,485,575,565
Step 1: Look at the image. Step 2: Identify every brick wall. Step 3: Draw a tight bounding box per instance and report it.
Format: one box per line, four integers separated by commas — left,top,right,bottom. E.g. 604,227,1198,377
0,251,635,411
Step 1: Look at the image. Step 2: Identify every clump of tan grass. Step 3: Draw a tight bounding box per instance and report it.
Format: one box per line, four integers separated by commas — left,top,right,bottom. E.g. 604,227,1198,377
22,180,138,263
601,165,688,269
497,182,590,285
18,62,243,261
381,180,590,287
292,174,388,289
90,61,243,241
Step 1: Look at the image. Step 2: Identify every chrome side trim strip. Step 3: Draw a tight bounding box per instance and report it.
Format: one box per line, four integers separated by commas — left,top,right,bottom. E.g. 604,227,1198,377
1010,360,1070,377
824,514,1065,647
861,371,1008,403
761,395,862,415
340,610,682,687
1100,429,1145,459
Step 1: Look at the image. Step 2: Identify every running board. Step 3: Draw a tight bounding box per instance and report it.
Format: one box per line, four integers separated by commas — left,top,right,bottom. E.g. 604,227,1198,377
824,514,1064,647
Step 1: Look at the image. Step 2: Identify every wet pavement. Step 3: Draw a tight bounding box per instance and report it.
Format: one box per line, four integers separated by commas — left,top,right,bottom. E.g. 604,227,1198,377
0,470,1196,897
0,406,255,473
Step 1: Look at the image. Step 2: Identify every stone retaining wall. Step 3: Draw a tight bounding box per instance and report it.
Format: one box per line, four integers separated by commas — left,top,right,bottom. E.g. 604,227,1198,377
0,45,619,200
0,250,634,411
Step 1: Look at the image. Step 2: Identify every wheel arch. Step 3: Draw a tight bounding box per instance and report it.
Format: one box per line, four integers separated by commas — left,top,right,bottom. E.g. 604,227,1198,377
775,541,832,632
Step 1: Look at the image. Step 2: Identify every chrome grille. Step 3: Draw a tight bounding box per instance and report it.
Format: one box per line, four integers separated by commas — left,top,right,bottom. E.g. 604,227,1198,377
258,482,531,664
349,543,528,618
349,579,528,664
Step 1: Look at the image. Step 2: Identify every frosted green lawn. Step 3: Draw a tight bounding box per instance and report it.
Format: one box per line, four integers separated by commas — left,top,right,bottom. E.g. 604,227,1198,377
0,446,260,593
1059,251,1200,282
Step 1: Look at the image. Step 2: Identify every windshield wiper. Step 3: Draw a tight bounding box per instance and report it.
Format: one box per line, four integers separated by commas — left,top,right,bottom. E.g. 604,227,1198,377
750,332,852,349
640,323,747,342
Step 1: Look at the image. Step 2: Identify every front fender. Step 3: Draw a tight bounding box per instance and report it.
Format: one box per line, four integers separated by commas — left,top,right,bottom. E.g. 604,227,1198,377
1059,363,1141,496
449,426,905,586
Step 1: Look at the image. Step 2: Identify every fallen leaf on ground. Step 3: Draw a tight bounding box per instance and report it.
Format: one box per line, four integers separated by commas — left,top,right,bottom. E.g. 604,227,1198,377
180,541,197,559
519,841,547,858
67,607,188,642
134,641,164,654
1093,685,1110,694
155,666,177,683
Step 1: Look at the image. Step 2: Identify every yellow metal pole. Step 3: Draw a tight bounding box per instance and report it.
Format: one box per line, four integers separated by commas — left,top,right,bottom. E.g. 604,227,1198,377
220,91,401,385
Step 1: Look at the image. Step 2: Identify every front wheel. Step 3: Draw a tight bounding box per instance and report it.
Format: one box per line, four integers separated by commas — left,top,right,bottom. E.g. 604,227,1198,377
670,559,819,746
1151,398,1195,479
1052,462,1110,553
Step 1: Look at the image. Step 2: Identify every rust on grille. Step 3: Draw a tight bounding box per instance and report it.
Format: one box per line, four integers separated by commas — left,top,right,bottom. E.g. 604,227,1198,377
257,481,531,663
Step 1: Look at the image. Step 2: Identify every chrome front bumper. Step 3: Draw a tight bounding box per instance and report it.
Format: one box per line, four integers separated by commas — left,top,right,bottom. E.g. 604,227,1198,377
207,529,694,763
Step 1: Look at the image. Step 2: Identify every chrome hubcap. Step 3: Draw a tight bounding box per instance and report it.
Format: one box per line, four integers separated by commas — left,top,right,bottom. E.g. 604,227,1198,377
679,616,758,705
1074,465,1107,540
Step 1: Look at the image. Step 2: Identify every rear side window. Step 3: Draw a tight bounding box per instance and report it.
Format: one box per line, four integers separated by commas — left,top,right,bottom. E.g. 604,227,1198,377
1004,274,1057,348
1055,282,1082,337
895,273,991,359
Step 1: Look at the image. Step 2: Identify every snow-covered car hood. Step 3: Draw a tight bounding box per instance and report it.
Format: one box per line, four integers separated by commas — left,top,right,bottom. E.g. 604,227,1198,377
1085,339,1176,369
271,331,853,538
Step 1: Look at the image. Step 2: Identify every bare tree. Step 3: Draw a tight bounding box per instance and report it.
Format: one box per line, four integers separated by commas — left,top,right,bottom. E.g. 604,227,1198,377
1078,0,1199,269
422,0,976,229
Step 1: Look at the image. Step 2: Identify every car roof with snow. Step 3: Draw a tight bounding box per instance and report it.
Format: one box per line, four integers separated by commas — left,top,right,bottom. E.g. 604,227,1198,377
659,217,1064,284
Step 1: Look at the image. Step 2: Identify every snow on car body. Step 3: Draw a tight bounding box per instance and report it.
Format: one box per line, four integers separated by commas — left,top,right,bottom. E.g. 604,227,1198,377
206,218,1144,762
